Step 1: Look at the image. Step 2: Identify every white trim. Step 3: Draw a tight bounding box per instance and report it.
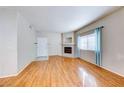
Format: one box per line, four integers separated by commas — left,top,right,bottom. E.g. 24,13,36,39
1,57,124,79
101,66,124,77
0,61,33,79
79,58,124,77
0,73,17,79
16,61,33,76
36,56,48,61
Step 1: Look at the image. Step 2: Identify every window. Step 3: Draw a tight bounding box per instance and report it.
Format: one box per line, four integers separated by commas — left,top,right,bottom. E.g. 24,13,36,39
78,33,96,51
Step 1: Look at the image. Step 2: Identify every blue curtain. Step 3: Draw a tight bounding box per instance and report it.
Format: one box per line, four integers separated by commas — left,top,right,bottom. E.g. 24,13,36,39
95,27,103,66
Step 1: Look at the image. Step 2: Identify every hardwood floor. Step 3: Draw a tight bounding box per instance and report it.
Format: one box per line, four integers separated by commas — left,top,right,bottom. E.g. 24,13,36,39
0,56,124,87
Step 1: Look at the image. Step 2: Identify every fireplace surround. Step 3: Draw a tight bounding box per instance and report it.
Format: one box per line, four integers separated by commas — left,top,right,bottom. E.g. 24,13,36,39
62,32,75,58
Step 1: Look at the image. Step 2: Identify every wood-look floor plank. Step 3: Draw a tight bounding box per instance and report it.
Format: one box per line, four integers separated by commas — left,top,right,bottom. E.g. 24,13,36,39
0,56,124,87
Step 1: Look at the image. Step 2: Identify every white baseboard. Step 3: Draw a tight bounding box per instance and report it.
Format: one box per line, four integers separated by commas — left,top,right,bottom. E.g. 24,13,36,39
79,57,124,77
16,61,33,76
101,66,124,77
0,73,17,79
1,56,123,79
0,57,49,78
0,61,33,78
36,56,48,61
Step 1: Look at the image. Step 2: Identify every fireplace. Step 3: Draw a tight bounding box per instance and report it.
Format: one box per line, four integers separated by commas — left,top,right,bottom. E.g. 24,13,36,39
62,32,75,58
64,47,72,54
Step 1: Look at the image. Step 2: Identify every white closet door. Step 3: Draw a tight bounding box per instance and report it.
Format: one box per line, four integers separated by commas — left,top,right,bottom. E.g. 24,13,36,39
37,37,48,57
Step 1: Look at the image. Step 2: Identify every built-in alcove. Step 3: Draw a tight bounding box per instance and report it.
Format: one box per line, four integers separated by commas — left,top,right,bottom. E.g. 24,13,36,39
62,32,74,45
64,37,72,44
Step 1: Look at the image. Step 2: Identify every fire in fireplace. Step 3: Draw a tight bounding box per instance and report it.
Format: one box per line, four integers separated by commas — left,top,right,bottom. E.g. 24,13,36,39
64,47,72,54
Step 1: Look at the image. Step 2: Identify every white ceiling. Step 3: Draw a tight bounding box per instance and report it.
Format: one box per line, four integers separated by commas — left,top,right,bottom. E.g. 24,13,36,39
7,6,122,32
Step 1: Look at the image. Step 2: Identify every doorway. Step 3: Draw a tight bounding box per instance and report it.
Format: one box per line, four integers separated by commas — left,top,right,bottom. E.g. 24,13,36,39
36,37,48,60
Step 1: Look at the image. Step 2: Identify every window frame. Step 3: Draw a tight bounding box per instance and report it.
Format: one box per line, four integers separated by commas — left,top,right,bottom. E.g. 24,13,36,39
78,32,96,51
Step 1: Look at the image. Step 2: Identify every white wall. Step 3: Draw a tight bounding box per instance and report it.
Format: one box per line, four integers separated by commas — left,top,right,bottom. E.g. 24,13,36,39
0,9,36,77
36,31,62,56
17,13,36,72
76,8,124,76
0,9,18,77
80,50,96,64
